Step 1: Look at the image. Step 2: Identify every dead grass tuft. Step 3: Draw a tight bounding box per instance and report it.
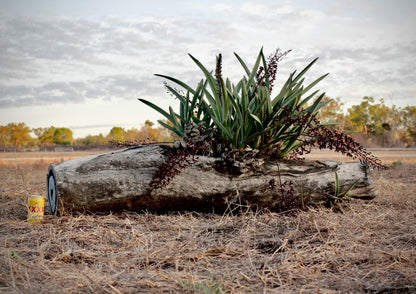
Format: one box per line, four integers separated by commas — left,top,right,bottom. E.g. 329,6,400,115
0,152,415,293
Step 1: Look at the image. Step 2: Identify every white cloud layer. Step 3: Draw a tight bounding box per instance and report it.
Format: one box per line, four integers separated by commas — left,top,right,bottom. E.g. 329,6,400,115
0,0,415,137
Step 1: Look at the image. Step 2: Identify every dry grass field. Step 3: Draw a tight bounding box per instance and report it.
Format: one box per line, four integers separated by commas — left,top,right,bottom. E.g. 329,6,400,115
0,149,415,293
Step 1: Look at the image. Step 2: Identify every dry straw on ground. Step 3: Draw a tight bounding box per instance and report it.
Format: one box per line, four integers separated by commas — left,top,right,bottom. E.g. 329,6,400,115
0,152,415,293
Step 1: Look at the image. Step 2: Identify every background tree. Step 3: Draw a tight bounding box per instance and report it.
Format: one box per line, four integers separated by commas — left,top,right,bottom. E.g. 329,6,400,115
107,127,127,142
53,128,74,145
3,123,35,149
345,97,401,147
139,120,162,142
317,97,349,131
34,126,56,147
346,96,374,136
399,106,416,146
77,133,108,147
0,125,8,149
125,127,141,142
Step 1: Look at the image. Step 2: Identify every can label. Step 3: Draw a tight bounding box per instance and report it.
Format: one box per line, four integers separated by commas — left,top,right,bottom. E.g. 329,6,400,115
28,195,45,223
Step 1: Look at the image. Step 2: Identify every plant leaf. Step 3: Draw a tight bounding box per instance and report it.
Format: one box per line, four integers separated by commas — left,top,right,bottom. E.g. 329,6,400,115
335,172,340,197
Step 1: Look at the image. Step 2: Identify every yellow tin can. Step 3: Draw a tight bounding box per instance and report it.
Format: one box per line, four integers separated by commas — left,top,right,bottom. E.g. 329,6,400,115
28,195,45,223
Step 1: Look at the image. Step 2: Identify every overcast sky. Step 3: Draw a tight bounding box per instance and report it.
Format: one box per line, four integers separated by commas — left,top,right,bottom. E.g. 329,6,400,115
1,0,415,138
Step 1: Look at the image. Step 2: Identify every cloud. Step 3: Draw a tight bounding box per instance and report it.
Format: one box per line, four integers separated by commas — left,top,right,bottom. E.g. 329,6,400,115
0,73,164,107
0,0,415,113
0,15,202,107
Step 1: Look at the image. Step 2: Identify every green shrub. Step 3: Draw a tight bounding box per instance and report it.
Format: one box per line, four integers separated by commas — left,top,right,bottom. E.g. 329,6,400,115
140,48,329,158
140,48,385,171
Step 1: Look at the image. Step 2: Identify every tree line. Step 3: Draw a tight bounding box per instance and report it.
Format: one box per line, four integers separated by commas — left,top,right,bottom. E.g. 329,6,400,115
0,120,177,151
317,96,416,148
1,97,415,151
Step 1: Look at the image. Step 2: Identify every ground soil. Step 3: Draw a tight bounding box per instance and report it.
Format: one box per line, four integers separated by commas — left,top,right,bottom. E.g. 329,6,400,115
0,149,415,293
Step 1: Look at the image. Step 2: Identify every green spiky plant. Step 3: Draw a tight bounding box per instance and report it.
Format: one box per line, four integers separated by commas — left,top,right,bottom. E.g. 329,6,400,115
326,172,360,212
139,48,329,159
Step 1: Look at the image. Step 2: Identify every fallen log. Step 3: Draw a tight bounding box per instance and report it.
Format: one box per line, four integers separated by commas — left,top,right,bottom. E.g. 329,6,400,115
46,145,377,215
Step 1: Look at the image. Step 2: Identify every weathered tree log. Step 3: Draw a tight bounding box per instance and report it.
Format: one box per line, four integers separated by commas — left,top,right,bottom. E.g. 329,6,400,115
46,145,377,215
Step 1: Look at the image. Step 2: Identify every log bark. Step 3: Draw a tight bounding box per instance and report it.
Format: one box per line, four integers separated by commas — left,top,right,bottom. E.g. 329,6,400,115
46,145,377,215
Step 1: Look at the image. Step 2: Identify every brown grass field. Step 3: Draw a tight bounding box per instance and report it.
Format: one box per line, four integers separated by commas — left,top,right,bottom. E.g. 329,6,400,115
0,149,415,293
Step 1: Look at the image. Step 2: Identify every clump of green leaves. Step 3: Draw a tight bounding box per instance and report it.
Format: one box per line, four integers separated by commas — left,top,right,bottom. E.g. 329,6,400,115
330,172,359,204
140,48,386,171
327,172,360,212
140,47,329,159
